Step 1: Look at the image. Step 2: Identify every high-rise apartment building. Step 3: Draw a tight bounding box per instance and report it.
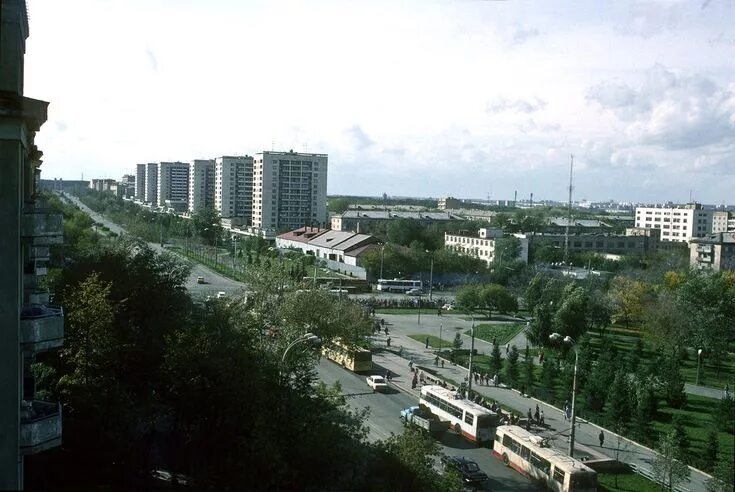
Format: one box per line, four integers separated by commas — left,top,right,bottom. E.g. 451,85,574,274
712,211,733,233
157,161,189,211
634,203,712,242
189,159,215,212
135,163,146,201
1,1,64,488
145,162,158,205
214,156,254,219
252,151,328,232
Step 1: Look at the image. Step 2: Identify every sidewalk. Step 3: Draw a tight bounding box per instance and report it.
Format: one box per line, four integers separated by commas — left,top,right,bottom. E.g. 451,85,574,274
372,319,712,492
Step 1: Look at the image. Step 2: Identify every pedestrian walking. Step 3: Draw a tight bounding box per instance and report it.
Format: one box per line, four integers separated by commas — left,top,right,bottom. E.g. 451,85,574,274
425,337,429,349
419,371,425,384
408,359,414,370
527,408,532,423
412,373,418,389
434,355,439,366
505,343,510,355
441,359,445,368
534,405,540,422
437,308,442,317
540,410,545,425
539,350,545,364
384,326,389,336
599,430,605,447
492,336,497,346
385,370,391,382
386,336,391,348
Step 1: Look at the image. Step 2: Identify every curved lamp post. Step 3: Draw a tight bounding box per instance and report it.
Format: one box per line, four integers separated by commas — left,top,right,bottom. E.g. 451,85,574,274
550,332,578,458
280,332,322,378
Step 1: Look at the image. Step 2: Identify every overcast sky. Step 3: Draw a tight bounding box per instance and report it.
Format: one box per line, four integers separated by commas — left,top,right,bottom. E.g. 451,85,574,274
25,0,735,204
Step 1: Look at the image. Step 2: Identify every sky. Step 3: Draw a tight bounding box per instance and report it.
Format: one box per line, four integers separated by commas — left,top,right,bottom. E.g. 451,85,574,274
24,0,735,204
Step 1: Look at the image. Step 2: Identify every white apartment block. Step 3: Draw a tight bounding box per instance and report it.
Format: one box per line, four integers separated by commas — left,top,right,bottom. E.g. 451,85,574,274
135,163,146,200
252,151,328,232
214,156,254,219
634,204,712,242
712,211,733,233
145,162,158,205
157,161,189,211
444,228,529,266
189,159,215,212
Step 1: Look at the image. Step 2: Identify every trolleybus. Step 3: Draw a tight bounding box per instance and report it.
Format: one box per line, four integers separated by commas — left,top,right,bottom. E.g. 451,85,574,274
377,278,422,293
321,339,372,372
493,425,598,492
419,385,498,443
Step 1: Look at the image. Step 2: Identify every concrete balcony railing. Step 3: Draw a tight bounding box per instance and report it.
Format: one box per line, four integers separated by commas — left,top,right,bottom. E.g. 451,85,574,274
21,304,64,352
29,245,51,261
27,291,51,305
22,207,63,245
20,400,62,455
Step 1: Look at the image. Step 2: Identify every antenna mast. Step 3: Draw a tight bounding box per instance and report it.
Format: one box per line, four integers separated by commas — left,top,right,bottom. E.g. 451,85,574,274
563,154,574,265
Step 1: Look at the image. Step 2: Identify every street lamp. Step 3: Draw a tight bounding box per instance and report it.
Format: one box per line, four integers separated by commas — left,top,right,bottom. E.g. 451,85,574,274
467,311,476,399
379,244,385,280
550,332,578,458
696,348,703,385
280,332,322,378
425,249,434,302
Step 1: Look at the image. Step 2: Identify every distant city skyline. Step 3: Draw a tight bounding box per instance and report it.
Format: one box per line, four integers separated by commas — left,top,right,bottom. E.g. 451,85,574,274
25,0,735,204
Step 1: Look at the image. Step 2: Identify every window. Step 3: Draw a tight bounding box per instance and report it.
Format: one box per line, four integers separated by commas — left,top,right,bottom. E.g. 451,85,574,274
464,412,474,425
529,452,550,475
553,467,565,484
520,445,531,461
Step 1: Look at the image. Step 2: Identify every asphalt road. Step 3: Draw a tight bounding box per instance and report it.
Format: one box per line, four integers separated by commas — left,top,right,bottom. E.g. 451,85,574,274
316,359,540,492
61,192,246,300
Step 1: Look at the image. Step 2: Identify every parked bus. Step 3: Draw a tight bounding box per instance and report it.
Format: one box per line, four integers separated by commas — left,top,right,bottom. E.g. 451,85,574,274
321,339,372,372
377,278,422,293
493,425,597,492
419,385,498,443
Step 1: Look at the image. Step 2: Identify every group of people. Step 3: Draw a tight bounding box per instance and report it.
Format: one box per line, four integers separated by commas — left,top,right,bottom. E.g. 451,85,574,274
470,370,499,387
526,404,545,427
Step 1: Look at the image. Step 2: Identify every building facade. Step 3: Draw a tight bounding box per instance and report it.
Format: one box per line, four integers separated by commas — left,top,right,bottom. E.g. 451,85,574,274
214,155,254,219
1,1,64,488
89,178,117,193
444,228,529,265
188,159,215,212
529,228,660,257
332,210,460,232
712,211,733,233
689,232,735,272
145,162,158,205
634,203,712,242
157,161,189,211
252,151,328,232
276,227,378,267
135,163,146,201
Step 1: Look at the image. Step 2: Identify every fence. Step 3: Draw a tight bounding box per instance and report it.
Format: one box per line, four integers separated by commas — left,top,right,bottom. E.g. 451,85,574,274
628,463,689,492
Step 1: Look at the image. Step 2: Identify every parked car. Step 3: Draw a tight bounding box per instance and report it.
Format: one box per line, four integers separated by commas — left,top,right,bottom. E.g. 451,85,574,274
440,456,488,487
366,375,389,392
406,288,423,296
441,303,454,311
197,276,205,284
216,291,226,299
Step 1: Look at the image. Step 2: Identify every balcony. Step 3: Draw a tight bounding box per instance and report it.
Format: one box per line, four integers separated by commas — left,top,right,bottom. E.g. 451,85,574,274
27,290,51,305
29,245,51,261
22,207,63,245
20,400,62,455
21,304,64,352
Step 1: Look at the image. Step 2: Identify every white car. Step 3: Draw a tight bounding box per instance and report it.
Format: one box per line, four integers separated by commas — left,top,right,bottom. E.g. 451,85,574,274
442,303,454,311
406,288,423,296
216,291,226,299
366,375,389,392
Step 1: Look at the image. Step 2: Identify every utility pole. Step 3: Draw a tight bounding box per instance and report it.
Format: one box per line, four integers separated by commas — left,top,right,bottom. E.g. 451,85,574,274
563,154,574,266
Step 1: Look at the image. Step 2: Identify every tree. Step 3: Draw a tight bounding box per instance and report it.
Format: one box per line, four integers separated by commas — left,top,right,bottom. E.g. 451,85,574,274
522,346,535,394
328,197,350,214
553,284,589,340
608,276,650,329
504,345,519,388
494,236,521,265
712,393,734,433
525,303,554,346
452,333,464,351
671,415,690,456
605,369,631,429
478,283,517,319
660,353,687,409
538,356,557,401
191,207,222,245
706,458,735,492
455,284,481,312
652,430,691,492
703,429,719,473
490,343,502,376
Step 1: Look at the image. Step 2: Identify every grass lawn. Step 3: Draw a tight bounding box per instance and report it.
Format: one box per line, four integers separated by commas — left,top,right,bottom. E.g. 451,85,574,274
598,471,660,492
465,323,525,346
408,334,454,350
375,308,440,315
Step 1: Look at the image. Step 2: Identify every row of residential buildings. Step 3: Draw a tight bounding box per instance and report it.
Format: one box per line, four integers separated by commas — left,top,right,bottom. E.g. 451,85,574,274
133,151,328,233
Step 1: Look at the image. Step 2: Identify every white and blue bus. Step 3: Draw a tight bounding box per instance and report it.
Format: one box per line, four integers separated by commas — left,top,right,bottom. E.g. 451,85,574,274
377,278,422,293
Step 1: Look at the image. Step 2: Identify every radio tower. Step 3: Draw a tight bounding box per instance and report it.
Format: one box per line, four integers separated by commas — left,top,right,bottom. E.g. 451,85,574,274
563,154,574,265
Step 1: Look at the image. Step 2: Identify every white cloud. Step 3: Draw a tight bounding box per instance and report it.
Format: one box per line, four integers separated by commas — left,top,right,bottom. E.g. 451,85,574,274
487,96,547,114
